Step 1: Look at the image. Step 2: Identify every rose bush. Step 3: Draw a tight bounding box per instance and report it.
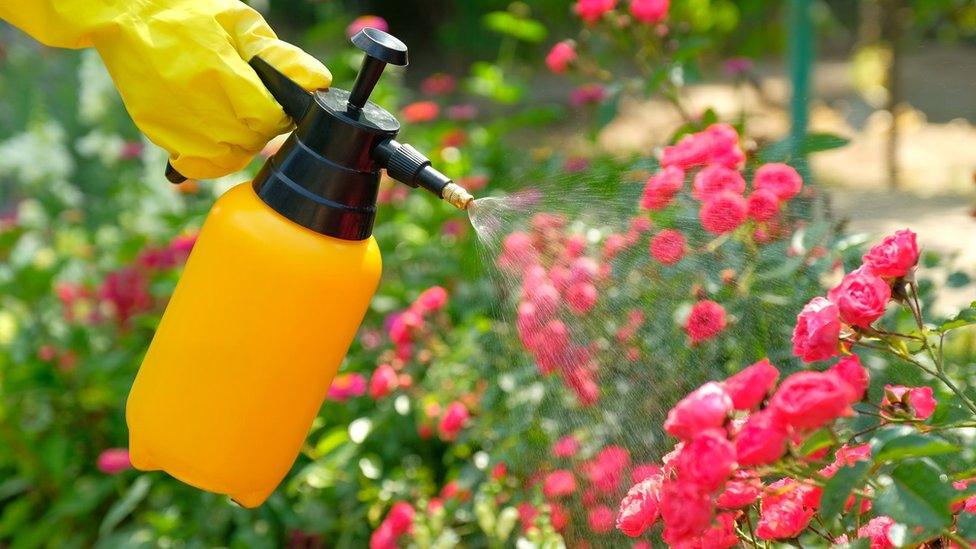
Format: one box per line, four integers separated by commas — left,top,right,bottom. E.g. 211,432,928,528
613,229,976,547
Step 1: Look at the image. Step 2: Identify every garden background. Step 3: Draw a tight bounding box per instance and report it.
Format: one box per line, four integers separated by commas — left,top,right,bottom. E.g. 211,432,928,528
1,0,975,547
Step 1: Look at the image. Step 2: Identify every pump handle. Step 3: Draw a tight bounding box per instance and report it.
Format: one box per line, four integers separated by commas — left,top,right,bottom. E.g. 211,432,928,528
347,28,408,113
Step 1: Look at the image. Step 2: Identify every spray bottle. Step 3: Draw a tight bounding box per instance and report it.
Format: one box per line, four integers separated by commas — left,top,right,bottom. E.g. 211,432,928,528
126,28,473,507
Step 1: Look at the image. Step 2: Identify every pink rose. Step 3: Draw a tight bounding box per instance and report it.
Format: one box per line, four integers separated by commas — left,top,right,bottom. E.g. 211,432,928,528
386,502,415,534
662,124,745,170
498,231,538,272
862,228,919,278
747,188,781,221
569,84,607,107
564,365,600,406
770,371,853,431
792,296,842,363
369,364,399,399
882,385,937,420
640,166,685,210
650,229,686,265
857,516,897,549
684,300,727,343
717,473,761,509
369,524,396,549
631,463,663,483
723,57,755,77
690,511,739,549
828,268,891,328
582,446,631,493
447,104,478,121
569,257,600,285
753,163,803,201
413,286,448,314
674,429,736,492
553,435,580,458
699,192,748,235
346,15,389,38
828,354,869,402
517,503,538,532
566,282,598,314
327,373,367,401
734,409,788,466
438,401,470,441
97,448,131,474
421,73,456,96
660,479,714,545
574,0,617,23
692,165,746,201
401,101,439,123
756,490,813,540
828,443,872,473
602,233,630,260
543,470,577,499
550,502,570,531
630,0,669,23
664,381,733,440
723,358,780,410
587,505,615,533
616,475,663,537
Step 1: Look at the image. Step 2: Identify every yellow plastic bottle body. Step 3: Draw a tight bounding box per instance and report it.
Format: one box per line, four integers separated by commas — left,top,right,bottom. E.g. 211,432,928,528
126,182,381,507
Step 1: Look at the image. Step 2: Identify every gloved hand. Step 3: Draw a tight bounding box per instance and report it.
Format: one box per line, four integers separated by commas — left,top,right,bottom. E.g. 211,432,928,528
0,0,332,179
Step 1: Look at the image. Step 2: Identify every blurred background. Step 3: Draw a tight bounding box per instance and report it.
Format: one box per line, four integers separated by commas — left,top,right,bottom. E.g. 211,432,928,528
0,1,974,547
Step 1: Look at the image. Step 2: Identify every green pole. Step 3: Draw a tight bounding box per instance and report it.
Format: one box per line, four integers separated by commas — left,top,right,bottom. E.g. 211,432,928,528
788,0,813,163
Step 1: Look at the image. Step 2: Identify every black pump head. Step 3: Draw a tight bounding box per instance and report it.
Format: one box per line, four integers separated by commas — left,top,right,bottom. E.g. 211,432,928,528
167,28,473,240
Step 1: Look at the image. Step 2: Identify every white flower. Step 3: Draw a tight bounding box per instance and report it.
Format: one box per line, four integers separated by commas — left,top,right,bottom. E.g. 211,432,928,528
76,129,125,165
0,122,74,184
78,50,118,124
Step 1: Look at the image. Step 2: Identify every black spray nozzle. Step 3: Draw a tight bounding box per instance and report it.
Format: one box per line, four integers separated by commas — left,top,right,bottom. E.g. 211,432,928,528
373,139,473,209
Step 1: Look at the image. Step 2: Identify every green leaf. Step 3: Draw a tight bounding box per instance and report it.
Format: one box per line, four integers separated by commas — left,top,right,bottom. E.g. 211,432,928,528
874,433,960,463
0,498,33,538
939,302,976,332
797,428,834,457
482,12,547,43
758,132,851,162
315,427,350,457
958,512,976,540
802,132,851,153
466,62,524,104
875,460,953,530
820,461,869,521
0,477,31,500
98,476,151,537
947,271,972,288
756,254,804,280
595,91,620,130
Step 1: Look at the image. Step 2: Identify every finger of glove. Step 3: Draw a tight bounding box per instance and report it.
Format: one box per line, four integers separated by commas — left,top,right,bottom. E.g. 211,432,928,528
225,4,332,93
93,8,281,179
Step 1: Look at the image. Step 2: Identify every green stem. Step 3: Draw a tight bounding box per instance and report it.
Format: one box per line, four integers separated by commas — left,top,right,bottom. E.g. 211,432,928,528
849,339,976,415
744,506,759,548
945,530,973,549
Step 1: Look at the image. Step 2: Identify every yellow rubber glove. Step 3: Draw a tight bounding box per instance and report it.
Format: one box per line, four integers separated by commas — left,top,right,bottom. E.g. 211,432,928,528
0,0,332,179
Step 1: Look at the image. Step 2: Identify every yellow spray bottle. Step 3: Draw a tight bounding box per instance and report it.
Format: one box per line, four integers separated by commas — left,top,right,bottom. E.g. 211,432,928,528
125,28,473,507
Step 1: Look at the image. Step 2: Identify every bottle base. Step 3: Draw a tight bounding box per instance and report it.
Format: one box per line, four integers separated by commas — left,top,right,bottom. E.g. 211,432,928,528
128,435,273,508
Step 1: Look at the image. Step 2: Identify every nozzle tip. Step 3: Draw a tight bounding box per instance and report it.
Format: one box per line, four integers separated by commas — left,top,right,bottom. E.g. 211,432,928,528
442,182,474,210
